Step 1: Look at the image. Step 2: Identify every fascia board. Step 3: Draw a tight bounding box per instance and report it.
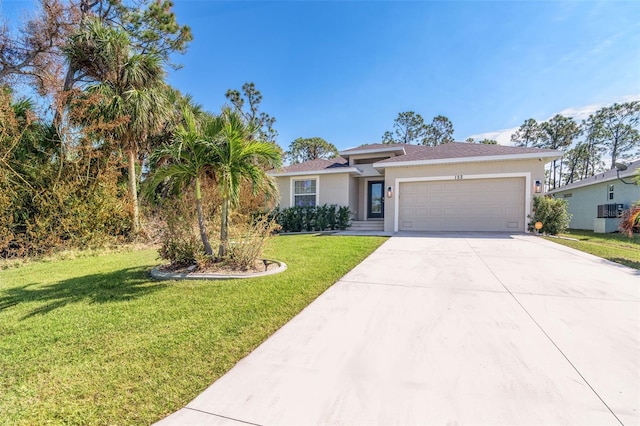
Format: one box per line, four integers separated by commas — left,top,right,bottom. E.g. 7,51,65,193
548,164,639,194
375,152,562,168
548,175,622,193
268,167,362,177
339,146,406,157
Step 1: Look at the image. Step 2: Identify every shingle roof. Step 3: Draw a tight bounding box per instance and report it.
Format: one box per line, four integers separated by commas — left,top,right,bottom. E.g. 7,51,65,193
548,159,640,193
340,143,400,153
271,157,349,174
377,142,560,164
271,142,563,175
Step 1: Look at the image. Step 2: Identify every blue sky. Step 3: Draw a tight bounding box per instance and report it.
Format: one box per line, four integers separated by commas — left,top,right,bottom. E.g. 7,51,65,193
2,0,640,150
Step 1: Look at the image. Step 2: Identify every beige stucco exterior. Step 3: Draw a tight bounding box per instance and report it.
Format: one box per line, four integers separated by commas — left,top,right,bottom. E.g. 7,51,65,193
382,158,547,232
276,177,291,208
348,176,359,219
276,174,353,209
271,145,558,233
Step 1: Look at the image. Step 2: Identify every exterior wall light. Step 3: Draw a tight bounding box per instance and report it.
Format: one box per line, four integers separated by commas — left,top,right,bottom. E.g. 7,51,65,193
387,186,393,198
534,180,542,193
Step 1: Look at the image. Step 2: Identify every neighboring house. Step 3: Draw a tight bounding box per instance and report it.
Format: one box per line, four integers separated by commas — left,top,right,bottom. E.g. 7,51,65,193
548,160,640,233
268,142,561,233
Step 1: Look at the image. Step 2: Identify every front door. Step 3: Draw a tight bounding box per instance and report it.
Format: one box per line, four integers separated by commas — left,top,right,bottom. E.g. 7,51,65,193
367,181,385,219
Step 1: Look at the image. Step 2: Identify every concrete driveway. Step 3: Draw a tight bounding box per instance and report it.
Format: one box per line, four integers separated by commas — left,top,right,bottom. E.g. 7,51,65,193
158,232,639,425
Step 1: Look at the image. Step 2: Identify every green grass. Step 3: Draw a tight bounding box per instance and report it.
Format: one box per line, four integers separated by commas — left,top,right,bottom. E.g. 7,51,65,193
543,229,640,270
0,234,387,425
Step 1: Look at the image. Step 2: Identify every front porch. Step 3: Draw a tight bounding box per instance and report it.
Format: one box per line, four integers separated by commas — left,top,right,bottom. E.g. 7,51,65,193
347,220,385,232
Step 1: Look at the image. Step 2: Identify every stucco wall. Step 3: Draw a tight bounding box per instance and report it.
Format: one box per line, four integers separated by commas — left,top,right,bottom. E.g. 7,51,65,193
348,153,393,165
348,176,359,219
318,173,351,206
276,177,291,208
358,179,366,221
352,163,383,178
552,180,640,230
275,174,351,209
382,159,547,232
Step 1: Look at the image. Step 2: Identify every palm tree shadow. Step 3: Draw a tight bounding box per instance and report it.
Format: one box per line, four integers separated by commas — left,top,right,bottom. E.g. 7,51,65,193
0,266,166,319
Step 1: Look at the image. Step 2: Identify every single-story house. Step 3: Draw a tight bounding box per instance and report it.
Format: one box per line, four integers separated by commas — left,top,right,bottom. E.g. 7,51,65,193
547,160,640,233
268,142,561,233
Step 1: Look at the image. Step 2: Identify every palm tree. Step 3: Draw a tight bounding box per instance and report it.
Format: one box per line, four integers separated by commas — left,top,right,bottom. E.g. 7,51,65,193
619,170,640,237
146,107,217,255
64,18,171,233
205,108,281,258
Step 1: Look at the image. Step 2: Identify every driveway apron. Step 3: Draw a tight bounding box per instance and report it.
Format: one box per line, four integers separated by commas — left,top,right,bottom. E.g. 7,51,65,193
158,232,640,425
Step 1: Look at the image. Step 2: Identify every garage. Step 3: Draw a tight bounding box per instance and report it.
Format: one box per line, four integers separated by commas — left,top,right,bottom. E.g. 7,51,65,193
398,177,525,232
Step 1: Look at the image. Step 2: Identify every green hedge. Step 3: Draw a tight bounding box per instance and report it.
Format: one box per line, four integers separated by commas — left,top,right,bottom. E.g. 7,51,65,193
528,196,572,235
275,205,351,232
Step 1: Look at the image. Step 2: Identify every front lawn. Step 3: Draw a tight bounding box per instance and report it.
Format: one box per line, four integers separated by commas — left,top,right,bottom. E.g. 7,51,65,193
0,234,387,425
543,229,640,270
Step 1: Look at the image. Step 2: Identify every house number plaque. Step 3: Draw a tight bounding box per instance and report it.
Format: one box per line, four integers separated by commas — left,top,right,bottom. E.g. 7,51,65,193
454,175,464,180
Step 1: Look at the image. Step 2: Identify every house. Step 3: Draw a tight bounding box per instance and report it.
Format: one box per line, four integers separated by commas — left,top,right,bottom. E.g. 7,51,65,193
269,142,561,233
547,160,640,233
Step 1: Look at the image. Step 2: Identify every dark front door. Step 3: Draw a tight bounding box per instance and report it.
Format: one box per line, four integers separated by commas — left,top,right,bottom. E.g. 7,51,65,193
367,181,385,219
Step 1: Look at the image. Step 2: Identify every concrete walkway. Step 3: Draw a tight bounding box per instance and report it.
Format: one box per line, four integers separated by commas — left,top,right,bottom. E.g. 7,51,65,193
158,232,639,425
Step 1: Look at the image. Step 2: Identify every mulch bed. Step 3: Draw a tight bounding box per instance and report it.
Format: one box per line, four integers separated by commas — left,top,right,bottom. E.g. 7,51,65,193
158,259,279,275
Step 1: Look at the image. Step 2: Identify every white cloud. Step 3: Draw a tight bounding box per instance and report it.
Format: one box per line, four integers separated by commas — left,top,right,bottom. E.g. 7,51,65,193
466,129,515,146
467,94,640,146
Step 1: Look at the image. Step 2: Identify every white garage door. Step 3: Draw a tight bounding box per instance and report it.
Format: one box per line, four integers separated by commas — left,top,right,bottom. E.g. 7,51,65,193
398,178,525,232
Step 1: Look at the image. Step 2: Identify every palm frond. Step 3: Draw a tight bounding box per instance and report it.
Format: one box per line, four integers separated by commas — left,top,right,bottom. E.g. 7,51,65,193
619,205,640,237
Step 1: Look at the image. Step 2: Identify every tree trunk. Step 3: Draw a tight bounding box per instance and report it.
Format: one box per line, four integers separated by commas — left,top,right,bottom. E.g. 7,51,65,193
195,177,213,256
218,196,229,259
53,0,93,186
127,149,139,233
558,157,563,187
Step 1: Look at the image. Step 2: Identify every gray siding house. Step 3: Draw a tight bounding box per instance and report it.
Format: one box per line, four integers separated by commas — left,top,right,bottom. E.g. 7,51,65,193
548,160,640,232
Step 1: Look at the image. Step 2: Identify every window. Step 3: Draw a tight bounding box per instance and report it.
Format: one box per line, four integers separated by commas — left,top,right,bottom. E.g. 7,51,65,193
597,204,623,218
608,184,614,200
293,178,317,207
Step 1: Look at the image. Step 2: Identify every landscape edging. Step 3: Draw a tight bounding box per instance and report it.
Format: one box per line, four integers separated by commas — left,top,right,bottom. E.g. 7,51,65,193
150,258,287,281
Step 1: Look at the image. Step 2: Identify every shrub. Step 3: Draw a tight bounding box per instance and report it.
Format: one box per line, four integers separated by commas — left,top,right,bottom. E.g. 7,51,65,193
337,206,352,230
528,196,572,235
315,204,329,231
276,205,352,232
226,214,281,270
157,197,201,266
